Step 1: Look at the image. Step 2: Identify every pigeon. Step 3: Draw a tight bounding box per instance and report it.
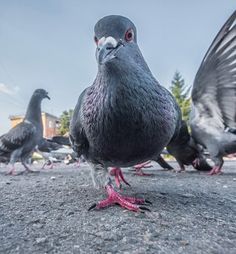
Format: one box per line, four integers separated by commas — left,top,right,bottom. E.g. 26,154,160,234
0,89,50,175
70,15,181,212
36,138,62,169
166,120,212,172
190,10,236,175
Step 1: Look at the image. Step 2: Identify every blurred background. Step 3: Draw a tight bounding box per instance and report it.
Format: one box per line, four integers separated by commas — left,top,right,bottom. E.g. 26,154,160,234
0,0,235,134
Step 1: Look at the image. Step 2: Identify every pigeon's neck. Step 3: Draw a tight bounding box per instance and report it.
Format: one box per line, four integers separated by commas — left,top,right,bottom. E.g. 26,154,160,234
24,97,43,125
97,62,156,91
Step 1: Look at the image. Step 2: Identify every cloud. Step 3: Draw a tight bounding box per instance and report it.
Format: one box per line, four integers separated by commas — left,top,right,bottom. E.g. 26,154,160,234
0,83,19,95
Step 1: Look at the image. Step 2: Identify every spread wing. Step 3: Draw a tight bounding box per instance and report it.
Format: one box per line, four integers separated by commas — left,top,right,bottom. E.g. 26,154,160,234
69,88,89,157
192,11,236,129
0,121,36,154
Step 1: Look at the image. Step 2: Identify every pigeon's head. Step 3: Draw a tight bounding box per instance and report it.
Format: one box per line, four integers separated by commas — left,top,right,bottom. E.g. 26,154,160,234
33,89,50,100
94,15,139,66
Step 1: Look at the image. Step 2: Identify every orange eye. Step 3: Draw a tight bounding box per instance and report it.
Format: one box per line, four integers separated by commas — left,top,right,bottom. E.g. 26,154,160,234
125,29,134,42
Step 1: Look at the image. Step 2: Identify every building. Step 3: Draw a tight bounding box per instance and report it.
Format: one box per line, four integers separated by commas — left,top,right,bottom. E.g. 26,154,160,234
9,112,60,138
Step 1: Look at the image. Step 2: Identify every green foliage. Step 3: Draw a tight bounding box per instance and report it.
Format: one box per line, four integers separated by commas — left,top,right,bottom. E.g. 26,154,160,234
59,109,74,135
170,71,191,122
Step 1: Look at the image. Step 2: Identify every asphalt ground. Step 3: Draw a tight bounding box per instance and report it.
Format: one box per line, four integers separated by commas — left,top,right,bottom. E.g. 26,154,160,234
0,160,235,254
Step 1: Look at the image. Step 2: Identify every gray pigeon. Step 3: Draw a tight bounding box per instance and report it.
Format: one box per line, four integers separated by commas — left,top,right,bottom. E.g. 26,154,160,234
190,10,236,175
70,15,181,212
0,89,50,175
36,138,62,169
166,120,212,172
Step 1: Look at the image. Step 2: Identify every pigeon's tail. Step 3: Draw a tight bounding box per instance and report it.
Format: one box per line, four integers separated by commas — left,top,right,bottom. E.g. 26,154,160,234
0,144,11,163
37,138,62,153
51,136,71,146
167,120,211,170
222,132,236,154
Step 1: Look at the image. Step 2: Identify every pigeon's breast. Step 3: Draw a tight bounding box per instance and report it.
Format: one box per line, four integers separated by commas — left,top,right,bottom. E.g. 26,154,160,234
83,83,178,166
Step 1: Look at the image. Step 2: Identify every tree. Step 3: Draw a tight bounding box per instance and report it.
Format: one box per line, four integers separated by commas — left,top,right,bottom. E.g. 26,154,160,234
170,71,191,122
58,109,74,135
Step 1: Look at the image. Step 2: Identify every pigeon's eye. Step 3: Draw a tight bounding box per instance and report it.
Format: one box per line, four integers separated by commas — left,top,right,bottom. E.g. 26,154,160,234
125,29,134,42
94,36,98,45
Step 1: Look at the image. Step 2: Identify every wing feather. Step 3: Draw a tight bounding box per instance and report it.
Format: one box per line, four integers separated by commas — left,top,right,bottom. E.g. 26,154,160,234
69,88,89,157
192,11,236,129
0,121,36,154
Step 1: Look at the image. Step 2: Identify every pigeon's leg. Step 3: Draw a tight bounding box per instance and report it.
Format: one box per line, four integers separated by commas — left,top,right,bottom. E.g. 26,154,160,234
90,163,111,189
155,155,173,170
192,158,200,168
208,157,224,175
89,183,151,212
5,164,17,175
132,161,153,176
109,167,130,189
21,161,39,174
173,159,186,173
89,164,150,212
74,159,80,168
43,159,54,169
41,161,47,169
48,161,54,169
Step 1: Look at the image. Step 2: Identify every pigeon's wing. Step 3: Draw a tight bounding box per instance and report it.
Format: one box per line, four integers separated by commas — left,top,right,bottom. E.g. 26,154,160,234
0,121,36,154
70,88,89,156
192,11,236,129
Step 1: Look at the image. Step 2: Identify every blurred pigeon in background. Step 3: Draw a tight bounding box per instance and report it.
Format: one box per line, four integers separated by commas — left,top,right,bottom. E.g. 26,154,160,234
0,89,50,175
190,10,236,175
70,15,181,212
37,138,62,169
167,120,211,172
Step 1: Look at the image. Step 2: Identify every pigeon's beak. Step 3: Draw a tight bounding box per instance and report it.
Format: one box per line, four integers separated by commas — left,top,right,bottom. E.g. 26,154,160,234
96,36,124,65
45,93,50,100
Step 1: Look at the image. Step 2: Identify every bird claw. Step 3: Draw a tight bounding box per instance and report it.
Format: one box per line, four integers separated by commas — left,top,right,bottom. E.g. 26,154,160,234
144,199,152,205
5,171,17,176
135,170,153,176
88,203,97,211
89,184,152,212
139,206,151,212
208,166,222,175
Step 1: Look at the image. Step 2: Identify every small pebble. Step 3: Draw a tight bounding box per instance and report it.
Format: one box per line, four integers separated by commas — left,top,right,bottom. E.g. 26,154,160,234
35,237,47,244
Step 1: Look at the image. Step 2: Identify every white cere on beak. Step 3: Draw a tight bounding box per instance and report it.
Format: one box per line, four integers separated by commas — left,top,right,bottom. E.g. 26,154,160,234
98,36,118,48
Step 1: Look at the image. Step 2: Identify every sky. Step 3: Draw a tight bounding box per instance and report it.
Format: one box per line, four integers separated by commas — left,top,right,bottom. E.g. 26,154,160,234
0,0,235,134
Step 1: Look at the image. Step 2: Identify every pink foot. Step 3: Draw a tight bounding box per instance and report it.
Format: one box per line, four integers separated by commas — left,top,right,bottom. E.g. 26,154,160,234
133,161,153,176
208,166,222,175
41,161,53,169
88,184,151,212
192,158,200,168
5,169,17,176
110,167,130,189
49,163,54,169
173,167,185,173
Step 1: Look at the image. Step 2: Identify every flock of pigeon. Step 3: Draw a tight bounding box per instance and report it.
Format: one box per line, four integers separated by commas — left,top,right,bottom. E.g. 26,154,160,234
0,11,235,212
